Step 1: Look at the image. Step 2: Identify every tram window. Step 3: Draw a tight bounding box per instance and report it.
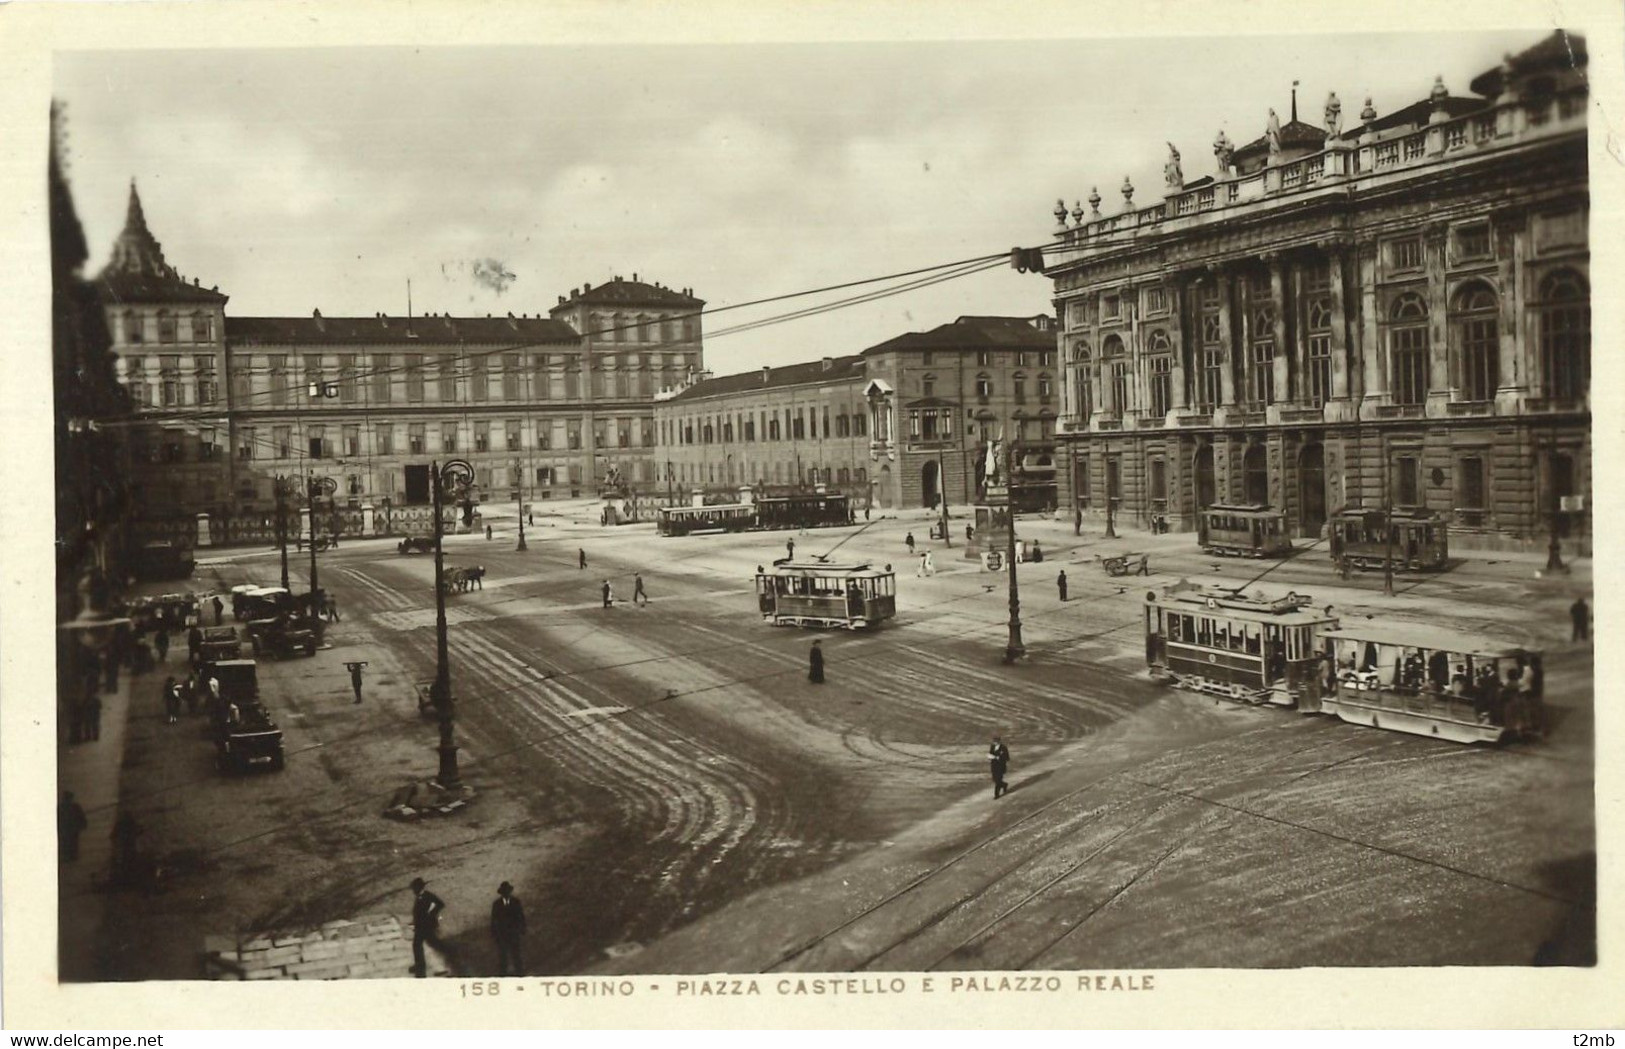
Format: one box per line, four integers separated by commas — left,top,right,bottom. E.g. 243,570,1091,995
1196,617,1212,646
1244,624,1261,654
1213,621,1230,649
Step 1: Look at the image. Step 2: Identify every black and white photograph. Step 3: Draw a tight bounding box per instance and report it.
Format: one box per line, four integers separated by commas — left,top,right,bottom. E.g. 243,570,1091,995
7,0,1622,1031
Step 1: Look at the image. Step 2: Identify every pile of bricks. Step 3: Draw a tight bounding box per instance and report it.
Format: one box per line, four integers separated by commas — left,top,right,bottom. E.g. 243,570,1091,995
204,916,446,980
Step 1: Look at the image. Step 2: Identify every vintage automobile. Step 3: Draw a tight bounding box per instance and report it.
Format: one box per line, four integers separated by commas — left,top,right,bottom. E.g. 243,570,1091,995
197,625,243,662
199,658,284,773
237,586,296,622
246,616,317,659
398,536,436,555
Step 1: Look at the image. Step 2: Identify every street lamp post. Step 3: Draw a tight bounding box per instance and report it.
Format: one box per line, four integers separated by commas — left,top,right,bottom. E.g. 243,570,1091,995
514,458,528,552
306,472,322,624
274,476,291,591
1003,441,1025,664
430,458,472,788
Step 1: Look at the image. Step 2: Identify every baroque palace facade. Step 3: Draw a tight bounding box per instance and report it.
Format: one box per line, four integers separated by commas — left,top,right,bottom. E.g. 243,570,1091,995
653,314,1059,512
1041,31,1590,553
94,186,704,539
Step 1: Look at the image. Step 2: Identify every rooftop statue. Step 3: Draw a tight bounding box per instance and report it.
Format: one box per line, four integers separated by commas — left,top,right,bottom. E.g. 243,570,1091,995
1266,108,1283,156
1325,92,1343,137
1213,130,1234,175
1164,142,1184,188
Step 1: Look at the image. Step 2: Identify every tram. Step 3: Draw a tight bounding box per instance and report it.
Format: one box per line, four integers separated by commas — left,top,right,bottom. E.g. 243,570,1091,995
1317,623,1544,744
656,493,856,537
1145,584,1338,705
755,559,897,630
1328,507,1450,571
656,503,756,536
1199,504,1294,558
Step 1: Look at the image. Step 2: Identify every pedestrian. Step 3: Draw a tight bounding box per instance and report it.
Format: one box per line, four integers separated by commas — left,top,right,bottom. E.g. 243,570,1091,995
988,735,1010,799
182,673,199,716
602,580,613,608
528,512,534,526
327,593,341,622
154,628,170,663
1057,570,1068,602
923,550,935,576
162,676,180,724
211,595,224,625
490,880,527,977
207,673,222,714
485,524,493,541
59,791,88,863
808,639,825,684
905,532,916,555
409,877,453,978
633,573,648,606
578,548,587,570
1571,596,1589,642
1031,540,1044,564
110,812,140,888
965,523,975,543
350,663,364,705
916,553,927,578
84,692,102,741
786,538,795,560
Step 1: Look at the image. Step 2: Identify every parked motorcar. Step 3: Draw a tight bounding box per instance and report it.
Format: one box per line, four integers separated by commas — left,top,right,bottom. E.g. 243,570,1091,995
247,616,317,659
398,536,435,555
198,626,243,662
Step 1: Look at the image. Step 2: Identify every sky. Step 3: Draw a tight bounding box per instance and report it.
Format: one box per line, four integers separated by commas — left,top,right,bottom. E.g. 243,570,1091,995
55,29,1548,377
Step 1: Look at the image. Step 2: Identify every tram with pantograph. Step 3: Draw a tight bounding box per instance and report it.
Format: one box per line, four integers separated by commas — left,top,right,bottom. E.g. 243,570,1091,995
1199,504,1294,558
755,558,896,629
1316,622,1544,744
1145,583,1338,706
1328,507,1450,572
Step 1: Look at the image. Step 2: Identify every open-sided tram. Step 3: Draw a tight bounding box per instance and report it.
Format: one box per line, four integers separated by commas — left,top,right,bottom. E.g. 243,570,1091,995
1328,507,1449,571
1145,584,1338,706
755,559,896,630
1199,504,1294,558
1318,623,1544,744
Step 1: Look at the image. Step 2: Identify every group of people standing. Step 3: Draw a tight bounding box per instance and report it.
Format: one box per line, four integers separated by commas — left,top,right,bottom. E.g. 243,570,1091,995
408,876,528,978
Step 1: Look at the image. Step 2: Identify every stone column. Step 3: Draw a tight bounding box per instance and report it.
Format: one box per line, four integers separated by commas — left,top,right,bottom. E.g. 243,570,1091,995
1357,244,1384,414
1493,212,1525,408
1269,255,1290,405
1328,246,1352,402
1168,276,1188,411
1216,269,1237,406
1424,221,1452,401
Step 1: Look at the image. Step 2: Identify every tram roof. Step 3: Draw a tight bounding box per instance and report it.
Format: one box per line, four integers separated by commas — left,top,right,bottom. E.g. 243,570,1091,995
1155,586,1332,623
1204,503,1278,515
769,559,888,576
1332,506,1447,522
1321,621,1538,656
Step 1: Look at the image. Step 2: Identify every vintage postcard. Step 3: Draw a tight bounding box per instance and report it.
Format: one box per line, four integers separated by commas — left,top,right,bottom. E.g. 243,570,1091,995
2,0,1621,1030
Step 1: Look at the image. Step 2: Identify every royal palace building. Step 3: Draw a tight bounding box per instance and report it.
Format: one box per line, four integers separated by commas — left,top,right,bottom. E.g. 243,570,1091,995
93,184,704,542
653,314,1059,512
1039,31,1590,553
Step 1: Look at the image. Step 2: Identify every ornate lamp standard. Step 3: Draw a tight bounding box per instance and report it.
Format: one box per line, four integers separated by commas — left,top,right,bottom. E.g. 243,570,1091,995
430,458,474,788
1002,440,1025,664
307,473,337,624
273,475,294,591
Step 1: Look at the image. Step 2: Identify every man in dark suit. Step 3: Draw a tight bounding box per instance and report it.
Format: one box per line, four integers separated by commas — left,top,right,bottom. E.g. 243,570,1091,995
409,877,452,977
808,640,825,684
988,736,1010,799
489,881,527,976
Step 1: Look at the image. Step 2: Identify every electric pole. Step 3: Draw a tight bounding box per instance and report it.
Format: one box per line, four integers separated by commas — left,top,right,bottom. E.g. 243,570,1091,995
306,472,321,622
275,477,290,591
1545,435,1567,573
1004,440,1025,664
515,459,528,552
430,459,468,788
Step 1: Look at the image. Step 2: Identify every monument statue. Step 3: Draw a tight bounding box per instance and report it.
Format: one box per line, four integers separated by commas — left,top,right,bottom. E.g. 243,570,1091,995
983,437,1003,488
1266,108,1283,157
1325,91,1342,137
1164,142,1183,189
1213,130,1234,175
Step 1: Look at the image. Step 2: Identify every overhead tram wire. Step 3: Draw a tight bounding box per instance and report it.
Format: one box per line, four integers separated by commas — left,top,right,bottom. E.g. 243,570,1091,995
114,240,1073,427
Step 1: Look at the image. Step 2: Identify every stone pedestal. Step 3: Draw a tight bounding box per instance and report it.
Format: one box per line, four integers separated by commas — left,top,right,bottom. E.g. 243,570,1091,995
967,495,1013,563
362,503,376,535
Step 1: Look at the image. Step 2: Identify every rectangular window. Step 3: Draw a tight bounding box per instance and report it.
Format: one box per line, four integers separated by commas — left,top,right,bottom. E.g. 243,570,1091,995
268,355,288,406
1110,361,1129,414
474,424,490,452
506,419,522,451
1106,455,1122,504
366,354,388,403
408,423,425,454
1149,457,1168,511
1102,294,1121,320
194,355,217,405
192,313,213,341
308,425,328,459
471,358,490,401
1249,340,1275,407
237,427,255,461
502,355,521,400
338,357,357,403
1014,377,1027,404
793,411,805,440
343,424,360,457
377,425,395,456
1459,456,1485,510
405,355,424,401
442,422,458,454
976,378,992,402
1306,334,1332,409
1453,223,1491,263
533,355,551,400
568,423,581,450
1389,237,1423,272
977,350,994,367
158,313,178,343
1144,287,1166,314
537,421,552,450
1391,327,1429,405
1039,375,1053,402
438,355,457,401
273,425,291,459
160,355,182,407
1462,316,1498,401
1394,455,1420,507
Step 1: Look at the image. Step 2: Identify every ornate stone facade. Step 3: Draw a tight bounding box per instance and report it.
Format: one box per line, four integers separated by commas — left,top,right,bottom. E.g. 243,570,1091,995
1041,32,1590,553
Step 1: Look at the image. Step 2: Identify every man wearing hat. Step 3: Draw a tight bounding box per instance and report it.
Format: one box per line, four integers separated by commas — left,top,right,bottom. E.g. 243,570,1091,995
490,881,527,976
409,877,451,977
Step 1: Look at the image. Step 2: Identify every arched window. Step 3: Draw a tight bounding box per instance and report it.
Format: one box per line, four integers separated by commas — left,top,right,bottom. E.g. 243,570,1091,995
1388,292,1429,406
1538,270,1589,401
1248,288,1276,407
1037,372,1054,403
1451,283,1499,401
1144,330,1172,418
1102,334,1129,414
156,309,178,343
